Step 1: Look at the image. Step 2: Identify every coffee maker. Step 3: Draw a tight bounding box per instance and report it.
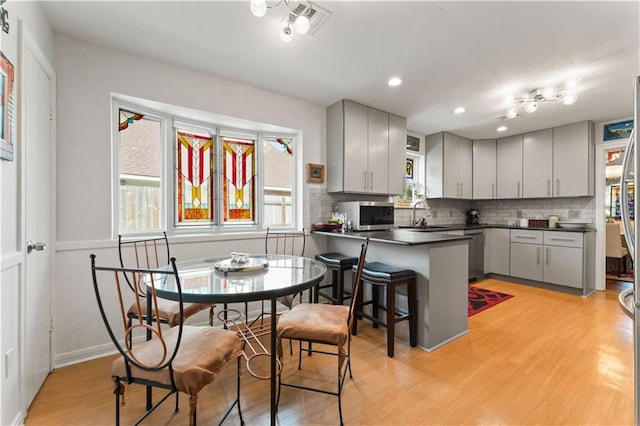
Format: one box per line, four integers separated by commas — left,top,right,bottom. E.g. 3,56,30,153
466,209,480,225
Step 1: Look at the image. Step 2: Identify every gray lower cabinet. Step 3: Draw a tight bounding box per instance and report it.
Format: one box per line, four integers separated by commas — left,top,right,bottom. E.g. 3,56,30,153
509,229,585,289
510,241,543,281
485,228,510,275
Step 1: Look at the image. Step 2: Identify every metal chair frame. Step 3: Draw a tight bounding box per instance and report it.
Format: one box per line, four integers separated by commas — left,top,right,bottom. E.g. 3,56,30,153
90,255,243,426
118,232,214,330
276,239,369,426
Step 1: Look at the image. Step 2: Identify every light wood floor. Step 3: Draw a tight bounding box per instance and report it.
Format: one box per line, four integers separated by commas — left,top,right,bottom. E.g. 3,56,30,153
25,278,634,425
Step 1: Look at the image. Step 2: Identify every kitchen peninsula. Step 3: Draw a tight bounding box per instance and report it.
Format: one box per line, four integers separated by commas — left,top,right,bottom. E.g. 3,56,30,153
314,229,470,351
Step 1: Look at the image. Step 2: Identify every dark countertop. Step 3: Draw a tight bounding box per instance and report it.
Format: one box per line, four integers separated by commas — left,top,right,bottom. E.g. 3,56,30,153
312,223,594,246
395,223,596,233
312,229,471,246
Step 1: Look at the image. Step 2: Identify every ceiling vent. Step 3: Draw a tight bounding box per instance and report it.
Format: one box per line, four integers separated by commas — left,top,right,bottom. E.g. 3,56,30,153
283,2,332,35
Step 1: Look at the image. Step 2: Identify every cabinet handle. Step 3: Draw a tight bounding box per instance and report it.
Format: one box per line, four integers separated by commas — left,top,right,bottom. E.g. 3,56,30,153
546,247,550,265
547,179,551,196
556,178,560,196
550,237,576,242
363,171,367,191
537,247,541,265
517,181,521,198
460,182,463,197
492,183,495,198
516,236,538,240
370,172,373,191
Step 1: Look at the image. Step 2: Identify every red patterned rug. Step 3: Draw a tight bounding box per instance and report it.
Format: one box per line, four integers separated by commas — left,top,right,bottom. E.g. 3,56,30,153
468,286,513,317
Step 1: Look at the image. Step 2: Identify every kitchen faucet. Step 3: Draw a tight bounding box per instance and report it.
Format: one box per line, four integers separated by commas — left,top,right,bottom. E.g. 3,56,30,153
412,199,429,227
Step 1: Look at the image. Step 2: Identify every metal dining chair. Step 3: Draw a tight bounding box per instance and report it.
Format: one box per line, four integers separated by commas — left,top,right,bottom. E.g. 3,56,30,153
90,254,243,426
276,238,369,426
118,232,215,333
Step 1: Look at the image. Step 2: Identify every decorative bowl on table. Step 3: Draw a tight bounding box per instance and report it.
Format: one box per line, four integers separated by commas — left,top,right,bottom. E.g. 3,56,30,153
312,222,340,232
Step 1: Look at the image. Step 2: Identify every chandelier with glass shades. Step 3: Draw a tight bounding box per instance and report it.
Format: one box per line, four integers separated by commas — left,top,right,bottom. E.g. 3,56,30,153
250,0,314,42
503,77,582,120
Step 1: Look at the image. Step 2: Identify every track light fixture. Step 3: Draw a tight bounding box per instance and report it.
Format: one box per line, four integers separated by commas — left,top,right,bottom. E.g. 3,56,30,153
503,77,581,120
250,0,315,42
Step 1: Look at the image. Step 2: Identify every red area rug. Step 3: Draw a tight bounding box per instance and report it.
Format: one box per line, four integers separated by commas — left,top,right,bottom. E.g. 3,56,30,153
468,286,513,317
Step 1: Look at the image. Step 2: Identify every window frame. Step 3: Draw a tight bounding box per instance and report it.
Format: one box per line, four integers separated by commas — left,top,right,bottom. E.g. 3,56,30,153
112,96,300,238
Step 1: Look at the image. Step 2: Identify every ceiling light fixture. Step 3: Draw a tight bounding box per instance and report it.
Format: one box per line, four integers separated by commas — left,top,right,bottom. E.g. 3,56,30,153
497,126,508,132
388,77,402,87
502,77,581,120
453,107,466,114
250,0,324,42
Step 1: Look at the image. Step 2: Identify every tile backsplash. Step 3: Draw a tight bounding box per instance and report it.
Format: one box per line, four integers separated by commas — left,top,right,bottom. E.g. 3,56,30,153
471,196,595,225
309,188,595,228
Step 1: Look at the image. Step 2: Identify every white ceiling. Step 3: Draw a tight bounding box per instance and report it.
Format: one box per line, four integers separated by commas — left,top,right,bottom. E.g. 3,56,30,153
40,1,640,139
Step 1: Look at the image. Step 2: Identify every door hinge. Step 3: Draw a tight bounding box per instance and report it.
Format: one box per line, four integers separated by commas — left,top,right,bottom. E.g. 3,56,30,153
49,105,54,121
49,316,54,333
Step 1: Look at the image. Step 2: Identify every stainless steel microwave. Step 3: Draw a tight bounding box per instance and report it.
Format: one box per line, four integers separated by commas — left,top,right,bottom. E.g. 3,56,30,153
335,201,395,231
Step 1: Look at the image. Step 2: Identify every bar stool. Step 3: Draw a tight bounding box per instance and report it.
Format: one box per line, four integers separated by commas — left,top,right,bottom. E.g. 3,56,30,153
314,252,359,305
352,262,417,357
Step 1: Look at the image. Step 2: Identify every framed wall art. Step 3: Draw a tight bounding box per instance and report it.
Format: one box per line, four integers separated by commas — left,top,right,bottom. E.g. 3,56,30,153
603,120,634,141
0,51,15,161
306,163,325,183
406,158,414,179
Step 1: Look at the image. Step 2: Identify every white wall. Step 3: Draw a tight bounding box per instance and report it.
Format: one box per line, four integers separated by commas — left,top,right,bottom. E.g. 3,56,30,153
52,33,329,366
1,2,54,424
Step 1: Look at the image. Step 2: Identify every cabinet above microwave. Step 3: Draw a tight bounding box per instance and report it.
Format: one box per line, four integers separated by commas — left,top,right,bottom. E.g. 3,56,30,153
327,100,407,195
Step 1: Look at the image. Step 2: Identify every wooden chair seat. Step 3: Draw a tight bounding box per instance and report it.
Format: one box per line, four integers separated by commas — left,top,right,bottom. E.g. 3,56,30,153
127,299,216,327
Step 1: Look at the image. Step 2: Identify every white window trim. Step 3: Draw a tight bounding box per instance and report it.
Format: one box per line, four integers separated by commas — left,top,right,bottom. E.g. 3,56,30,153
112,94,301,238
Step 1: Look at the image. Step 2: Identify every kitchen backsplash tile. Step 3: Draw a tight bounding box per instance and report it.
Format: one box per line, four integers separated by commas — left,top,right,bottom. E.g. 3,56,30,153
313,190,595,228
471,196,595,225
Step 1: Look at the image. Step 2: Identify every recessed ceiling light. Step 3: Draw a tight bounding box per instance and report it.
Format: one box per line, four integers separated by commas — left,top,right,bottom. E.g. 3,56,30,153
388,77,402,87
497,126,508,132
453,107,466,114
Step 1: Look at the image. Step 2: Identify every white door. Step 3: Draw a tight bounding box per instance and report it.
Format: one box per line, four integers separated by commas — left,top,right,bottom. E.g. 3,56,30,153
21,25,55,409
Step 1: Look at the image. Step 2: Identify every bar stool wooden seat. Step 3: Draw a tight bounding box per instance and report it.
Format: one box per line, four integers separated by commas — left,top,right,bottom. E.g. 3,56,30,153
314,252,359,305
352,261,417,357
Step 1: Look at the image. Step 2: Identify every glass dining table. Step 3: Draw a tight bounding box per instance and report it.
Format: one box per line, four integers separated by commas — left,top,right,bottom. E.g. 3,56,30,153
149,253,327,425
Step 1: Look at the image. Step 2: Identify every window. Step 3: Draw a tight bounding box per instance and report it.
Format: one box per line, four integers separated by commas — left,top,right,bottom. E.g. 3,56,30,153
117,109,162,232
113,98,298,236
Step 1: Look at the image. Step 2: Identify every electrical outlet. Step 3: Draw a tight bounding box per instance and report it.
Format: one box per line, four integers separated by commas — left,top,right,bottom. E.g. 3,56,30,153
449,209,453,217
568,210,580,219
517,210,523,218
431,210,438,218
5,348,13,378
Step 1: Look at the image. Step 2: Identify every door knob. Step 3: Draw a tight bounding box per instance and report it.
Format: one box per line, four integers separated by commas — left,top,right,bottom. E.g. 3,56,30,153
26,241,46,254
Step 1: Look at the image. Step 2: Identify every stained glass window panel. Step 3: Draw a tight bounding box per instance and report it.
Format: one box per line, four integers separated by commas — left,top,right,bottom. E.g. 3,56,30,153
176,130,215,226
223,137,256,223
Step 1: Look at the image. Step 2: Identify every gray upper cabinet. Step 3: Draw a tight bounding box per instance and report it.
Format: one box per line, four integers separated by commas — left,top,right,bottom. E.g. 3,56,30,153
388,114,407,195
496,134,523,198
327,99,407,194
473,139,497,199
523,128,553,198
553,121,594,197
426,132,472,199
483,121,594,200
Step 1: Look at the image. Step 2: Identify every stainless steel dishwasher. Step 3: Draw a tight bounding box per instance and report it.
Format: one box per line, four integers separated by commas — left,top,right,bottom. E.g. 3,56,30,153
464,229,485,281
